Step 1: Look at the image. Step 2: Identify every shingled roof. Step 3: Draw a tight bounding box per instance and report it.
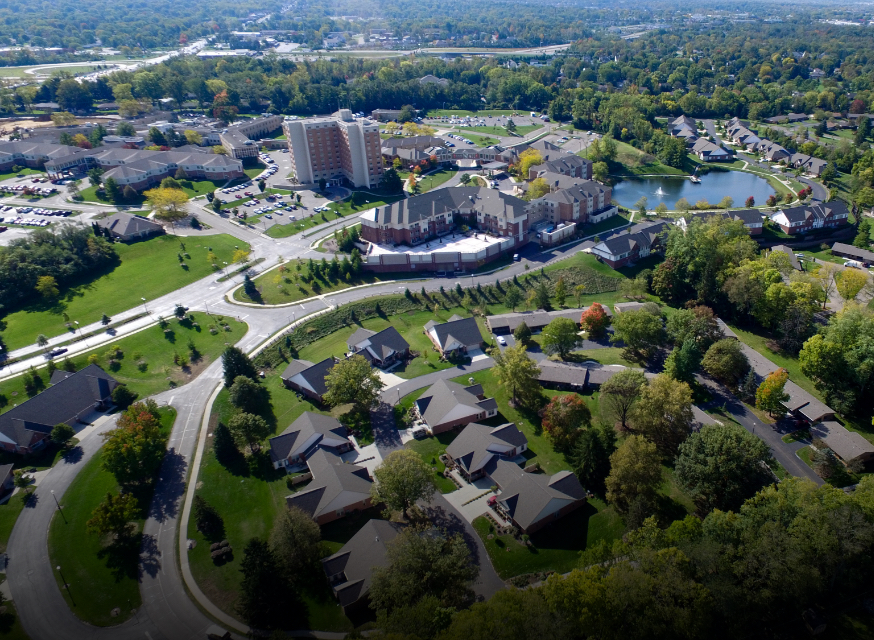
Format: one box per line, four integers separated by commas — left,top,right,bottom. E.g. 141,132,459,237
268,412,349,465
96,212,163,239
446,422,527,477
491,460,586,531
286,449,372,521
0,365,118,450
280,358,336,398
424,316,483,352
415,379,497,429
322,520,406,609
347,326,410,363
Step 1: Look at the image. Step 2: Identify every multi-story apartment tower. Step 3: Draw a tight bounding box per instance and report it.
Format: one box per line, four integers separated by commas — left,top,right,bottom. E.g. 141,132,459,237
283,109,384,188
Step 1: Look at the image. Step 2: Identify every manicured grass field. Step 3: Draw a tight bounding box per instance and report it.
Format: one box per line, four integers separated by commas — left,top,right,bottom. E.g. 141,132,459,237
414,169,457,192
582,212,632,237
406,430,463,494
462,124,542,137
608,140,688,177
0,315,247,404
0,168,43,181
296,306,493,380
47,407,176,627
243,164,267,179
264,192,402,238
234,263,413,306
78,185,146,207
0,490,28,553
472,495,624,579
1,234,249,351
458,133,501,147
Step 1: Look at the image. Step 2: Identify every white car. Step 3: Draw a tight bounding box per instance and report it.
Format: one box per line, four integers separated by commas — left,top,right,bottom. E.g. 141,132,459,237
496,336,507,346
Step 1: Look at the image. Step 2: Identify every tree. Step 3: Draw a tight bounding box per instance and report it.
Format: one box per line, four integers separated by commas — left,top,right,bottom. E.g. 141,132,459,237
741,369,759,402
144,187,188,225
592,161,609,184
605,435,662,513
101,313,112,326
50,111,77,127
101,401,167,486
571,424,616,495
12,470,30,494
635,196,648,216
676,424,774,514
269,506,321,582
554,277,568,307
459,172,471,185
600,369,647,429
236,538,289,628
323,354,385,412
756,368,789,416
513,321,532,345
541,317,582,359
86,492,139,538
574,284,587,307
675,197,691,213
490,343,542,408
51,423,75,446
663,339,702,384
812,262,840,309
541,394,592,452
527,177,550,200
580,302,609,338
665,306,720,350
440,589,571,640
160,177,182,190
183,129,203,145
35,275,59,298
853,219,872,249
371,450,436,518
745,196,756,208
629,374,694,458
147,126,167,146
535,281,551,310
192,495,224,540
718,196,734,209
227,412,270,454
504,286,523,311
800,307,874,416
370,527,479,613
221,345,257,387
104,177,121,203
87,167,104,187
620,277,647,301
611,309,664,360
518,149,543,178
380,167,403,193
228,375,269,413
258,179,267,193
36,334,49,351
318,178,327,192
834,268,868,302
111,384,138,409
701,339,749,385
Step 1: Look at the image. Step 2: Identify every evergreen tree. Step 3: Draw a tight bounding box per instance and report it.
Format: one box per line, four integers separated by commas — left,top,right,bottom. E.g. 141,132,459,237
221,345,257,387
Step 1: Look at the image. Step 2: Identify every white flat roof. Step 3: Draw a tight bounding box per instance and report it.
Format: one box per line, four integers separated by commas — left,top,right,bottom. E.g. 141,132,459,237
369,232,505,256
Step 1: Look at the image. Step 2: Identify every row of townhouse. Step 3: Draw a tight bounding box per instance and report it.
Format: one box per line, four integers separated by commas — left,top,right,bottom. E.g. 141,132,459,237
724,117,829,176
45,147,244,191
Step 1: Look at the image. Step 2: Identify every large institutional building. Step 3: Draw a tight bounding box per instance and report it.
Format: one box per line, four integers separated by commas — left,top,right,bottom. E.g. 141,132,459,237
283,109,384,188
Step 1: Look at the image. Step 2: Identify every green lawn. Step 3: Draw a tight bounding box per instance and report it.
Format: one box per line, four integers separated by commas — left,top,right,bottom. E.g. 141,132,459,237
297,307,493,381
0,168,42,181
1,234,249,351
47,407,176,627
462,124,542,137
243,164,267,179
416,169,457,192
583,212,632,237
77,185,146,207
234,263,414,305
471,496,623,580
459,134,501,147
264,192,403,239
406,430,462,494
607,140,689,176
0,491,28,553
187,386,358,633
0,315,247,403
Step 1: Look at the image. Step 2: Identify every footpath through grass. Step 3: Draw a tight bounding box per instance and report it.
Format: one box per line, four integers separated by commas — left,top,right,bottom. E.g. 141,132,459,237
0,315,247,404
1,234,248,351
47,407,176,627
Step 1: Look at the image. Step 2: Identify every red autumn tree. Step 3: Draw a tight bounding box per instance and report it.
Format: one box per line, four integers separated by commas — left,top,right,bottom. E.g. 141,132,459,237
580,302,609,338
541,394,592,452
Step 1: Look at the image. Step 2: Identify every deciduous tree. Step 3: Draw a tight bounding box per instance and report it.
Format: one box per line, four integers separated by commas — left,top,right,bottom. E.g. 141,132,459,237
701,339,749,385
371,449,436,518
490,343,542,408
755,368,789,416
541,394,592,452
86,492,139,538
227,412,270,454
101,401,167,486
600,369,647,429
611,309,664,361
579,302,609,338
269,505,322,582
605,435,662,513
228,375,269,413
323,354,385,411
541,317,581,359
629,374,694,458
221,345,257,387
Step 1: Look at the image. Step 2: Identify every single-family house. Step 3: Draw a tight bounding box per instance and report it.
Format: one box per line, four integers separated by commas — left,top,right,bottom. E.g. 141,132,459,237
486,307,598,335
810,421,874,465
770,245,802,270
668,115,697,138
280,358,336,403
322,519,406,615
489,460,587,534
268,412,353,470
590,221,670,268
96,212,165,242
445,422,528,481
782,381,835,424
789,153,828,176
423,315,484,356
769,201,850,234
414,379,498,434
751,139,791,162
536,362,589,391
691,139,731,162
0,365,119,455
286,449,373,525
346,327,410,369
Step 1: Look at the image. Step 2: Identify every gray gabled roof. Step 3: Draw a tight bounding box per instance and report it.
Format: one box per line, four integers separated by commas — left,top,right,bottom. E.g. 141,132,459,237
446,422,527,476
415,379,492,428
490,460,586,530
0,365,118,449
322,519,406,608
96,212,163,237
486,307,603,333
774,201,849,224
286,449,372,520
280,358,335,397
810,421,874,462
425,316,483,351
367,187,527,227
771,245,801,270
348,326,410,362
268,412,349,464
831,242,874,263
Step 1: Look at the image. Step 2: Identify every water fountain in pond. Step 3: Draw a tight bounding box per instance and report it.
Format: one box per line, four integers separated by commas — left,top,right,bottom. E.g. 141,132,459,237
655,187,666,197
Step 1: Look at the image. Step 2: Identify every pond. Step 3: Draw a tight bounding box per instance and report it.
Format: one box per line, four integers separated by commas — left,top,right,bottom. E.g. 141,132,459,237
612,170,776,209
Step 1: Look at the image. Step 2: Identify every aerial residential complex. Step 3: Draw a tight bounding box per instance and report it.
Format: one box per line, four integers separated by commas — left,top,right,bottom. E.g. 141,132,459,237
283,109,385,188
